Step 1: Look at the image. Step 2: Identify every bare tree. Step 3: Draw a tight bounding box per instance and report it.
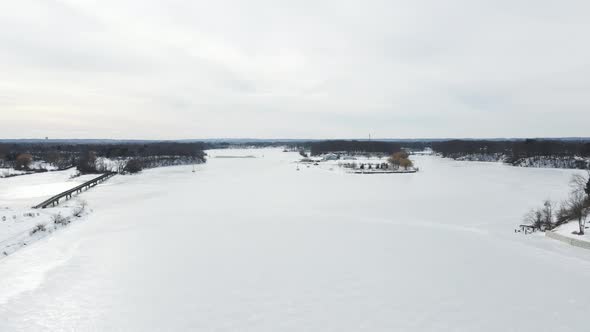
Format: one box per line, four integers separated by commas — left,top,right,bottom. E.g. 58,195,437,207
95,158,109,172
567,191,589,235
541,200,554,230
45,151,61,166
388,152,408,169
76,151,98,174
400,158,414,170
570,171,590,197
555,201,572,226
0,144,8,167
524,208,544,230
567,172,590,234
114,159,127,174
15,154,33,170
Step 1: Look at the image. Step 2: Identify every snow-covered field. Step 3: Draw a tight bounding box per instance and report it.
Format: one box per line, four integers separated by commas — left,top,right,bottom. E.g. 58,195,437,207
0,169,98,256
0,168,96,208
1,148,590,331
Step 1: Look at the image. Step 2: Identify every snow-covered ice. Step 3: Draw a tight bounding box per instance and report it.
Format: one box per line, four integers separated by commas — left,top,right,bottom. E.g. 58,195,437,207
0,148,589,331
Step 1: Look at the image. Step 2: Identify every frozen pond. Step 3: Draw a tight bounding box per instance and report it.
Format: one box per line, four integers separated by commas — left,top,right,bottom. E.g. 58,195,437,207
0,149,589,331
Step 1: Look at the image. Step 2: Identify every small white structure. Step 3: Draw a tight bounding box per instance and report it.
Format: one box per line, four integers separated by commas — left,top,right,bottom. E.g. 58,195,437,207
322,153,339,161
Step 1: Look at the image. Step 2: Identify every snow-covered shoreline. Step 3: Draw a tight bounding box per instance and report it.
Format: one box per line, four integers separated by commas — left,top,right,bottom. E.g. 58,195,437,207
546,230,590,250
0,168,100,258
546,222,590,250
0,201,90,257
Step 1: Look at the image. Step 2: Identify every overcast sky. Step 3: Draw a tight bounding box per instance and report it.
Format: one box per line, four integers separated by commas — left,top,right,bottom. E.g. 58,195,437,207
1,0,589,139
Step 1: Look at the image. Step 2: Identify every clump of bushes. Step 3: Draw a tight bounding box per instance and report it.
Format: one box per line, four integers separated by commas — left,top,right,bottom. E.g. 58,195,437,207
524,200,554,231
72,200,88,217
52,213,71,226
388,152,414,170
29,223,47,235
76,151,99,174
124,159,143,174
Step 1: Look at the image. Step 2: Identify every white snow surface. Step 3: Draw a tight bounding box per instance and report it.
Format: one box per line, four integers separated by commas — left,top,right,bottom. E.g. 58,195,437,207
1,148,590,331
0,168,96,208
0,168,26,178
0,169,99,256
553,222,590,243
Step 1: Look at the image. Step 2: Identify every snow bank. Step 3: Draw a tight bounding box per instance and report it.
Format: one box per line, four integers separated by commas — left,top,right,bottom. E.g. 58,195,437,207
546,230,590,250
546,222,590,250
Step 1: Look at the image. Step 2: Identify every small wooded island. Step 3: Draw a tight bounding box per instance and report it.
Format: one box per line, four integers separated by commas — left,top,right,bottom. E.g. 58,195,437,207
343,151,417,174
298,140,419,174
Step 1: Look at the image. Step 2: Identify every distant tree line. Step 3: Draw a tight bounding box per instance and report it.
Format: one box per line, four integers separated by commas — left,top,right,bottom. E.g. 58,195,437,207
0,142,207,174
432,139,590,159
308,140,404,156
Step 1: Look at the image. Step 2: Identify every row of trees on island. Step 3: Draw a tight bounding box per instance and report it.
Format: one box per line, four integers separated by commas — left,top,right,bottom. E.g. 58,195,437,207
337,151,415,172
